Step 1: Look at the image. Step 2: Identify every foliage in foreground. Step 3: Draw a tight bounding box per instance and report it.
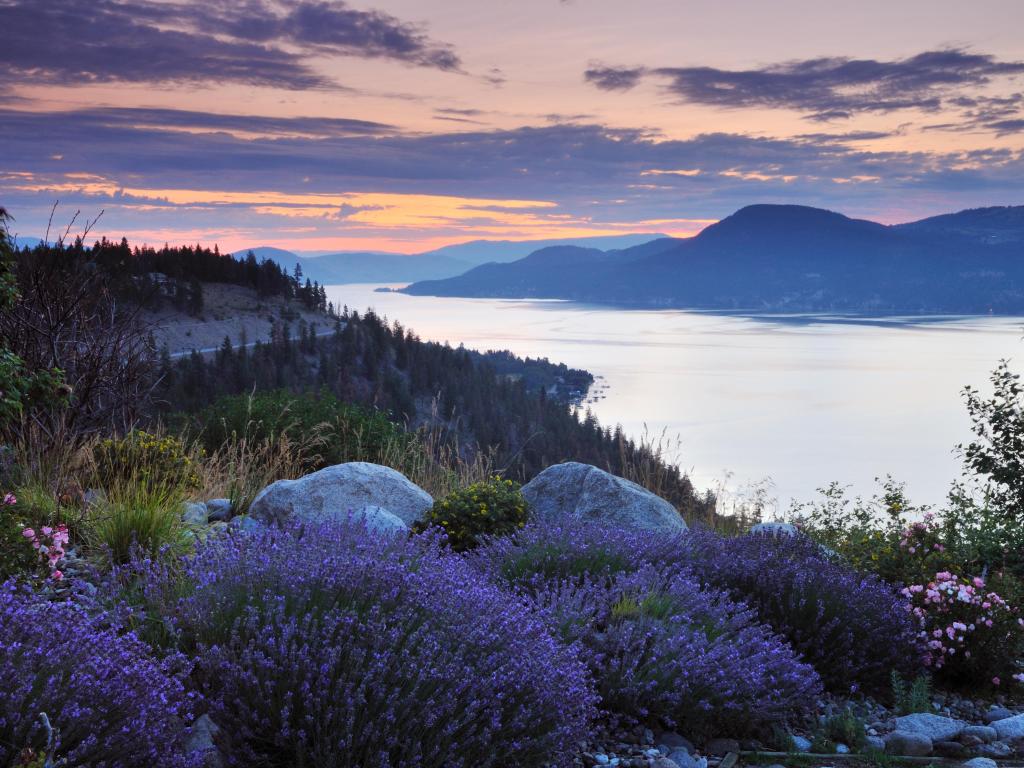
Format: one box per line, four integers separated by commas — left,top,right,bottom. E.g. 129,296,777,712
137,521,595,768
473,521,822,735
0,582,196,768
679,530,922,693
415,476,529,551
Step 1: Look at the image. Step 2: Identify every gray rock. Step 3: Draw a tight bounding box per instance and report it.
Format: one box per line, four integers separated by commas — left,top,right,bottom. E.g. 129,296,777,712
652,759,679,768
186,714,223,768
521,462,686,533
992,712,1024,741
893,712,965,741
964,758,998,768
667,750,697,768
864,735,886,752
978,741,1012,759
183,502,208,525
790,735,812,753
658,733,694,753
249,462,432,527
985,706,1014,723
348,505,408,535
749,522,798,537
205,498,233,522
884,731,933,757
834,743,850,754
228,515,263,535
961,725,997,744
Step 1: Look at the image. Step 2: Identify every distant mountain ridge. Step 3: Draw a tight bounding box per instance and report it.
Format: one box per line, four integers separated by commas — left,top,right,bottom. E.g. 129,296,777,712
401,204,1024,314
232,232,666,284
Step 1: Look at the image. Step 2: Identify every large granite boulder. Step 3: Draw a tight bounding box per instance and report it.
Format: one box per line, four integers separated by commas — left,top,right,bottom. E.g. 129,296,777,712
249,462,432,528
521,462,687,533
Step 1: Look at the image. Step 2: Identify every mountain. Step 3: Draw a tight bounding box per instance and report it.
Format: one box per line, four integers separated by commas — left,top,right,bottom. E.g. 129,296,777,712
893,206,1024,245
233,233,666,284
402,204,1024,314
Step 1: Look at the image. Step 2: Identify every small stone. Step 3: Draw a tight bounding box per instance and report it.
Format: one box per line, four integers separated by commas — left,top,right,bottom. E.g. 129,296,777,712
228,515,263,535
884,731,933,757
183,502,208,525
963,758,998,768
652,760,679,768
978,741,1012,759
667,749,698,768
790,735,812,753
704,739,738,757
961,725,997,744
985,706,1014,724
864,735,885,752
834,744,850,754
992,712,1024,740
594,754,610,766
658,733,694,752
186,714,223,768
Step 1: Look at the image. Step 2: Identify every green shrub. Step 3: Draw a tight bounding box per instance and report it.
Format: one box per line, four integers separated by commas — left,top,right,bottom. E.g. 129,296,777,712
891,671,931,715
93,430,201,493
196,389,406,470
82,480,189,565
416,477,529,551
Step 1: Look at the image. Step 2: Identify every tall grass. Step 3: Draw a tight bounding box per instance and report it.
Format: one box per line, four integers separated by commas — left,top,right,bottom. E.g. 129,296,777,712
83,477,189,564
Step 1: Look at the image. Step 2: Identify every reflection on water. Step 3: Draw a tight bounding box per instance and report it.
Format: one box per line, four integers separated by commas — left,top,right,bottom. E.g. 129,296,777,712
327,284,1024,508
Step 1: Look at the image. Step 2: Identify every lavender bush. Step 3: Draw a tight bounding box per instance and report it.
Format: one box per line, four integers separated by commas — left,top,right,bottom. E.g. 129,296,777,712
472,522,820,735
149,521,595,768
679,530,922,691
534,563,822,736
0,581,196,768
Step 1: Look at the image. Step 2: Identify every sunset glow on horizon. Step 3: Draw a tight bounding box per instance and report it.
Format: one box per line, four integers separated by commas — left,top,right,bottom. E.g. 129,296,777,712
2,0,1023,253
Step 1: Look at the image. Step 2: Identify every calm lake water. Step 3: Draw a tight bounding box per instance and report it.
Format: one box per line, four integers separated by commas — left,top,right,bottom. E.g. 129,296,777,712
326,283,1024,511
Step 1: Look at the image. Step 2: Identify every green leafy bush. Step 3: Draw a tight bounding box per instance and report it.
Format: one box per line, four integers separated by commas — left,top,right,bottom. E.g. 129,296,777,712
93,430,201,493
196,389,407,470
417,477,529,551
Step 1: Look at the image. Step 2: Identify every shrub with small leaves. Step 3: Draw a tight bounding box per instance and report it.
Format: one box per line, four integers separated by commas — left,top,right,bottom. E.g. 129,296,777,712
417,477,529,551
0,581,196,768
93,430,201,492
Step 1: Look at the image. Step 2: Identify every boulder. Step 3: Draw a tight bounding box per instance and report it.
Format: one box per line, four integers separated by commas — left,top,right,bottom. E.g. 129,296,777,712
205,498,233,522
864,735,886,752
749,522,798,537
521,462,686,533
182,502,209,525
249,463,432,527
893,713,965,742
932,740,967,758
992,712,1024,741
964,759,998,768
884,731,932,757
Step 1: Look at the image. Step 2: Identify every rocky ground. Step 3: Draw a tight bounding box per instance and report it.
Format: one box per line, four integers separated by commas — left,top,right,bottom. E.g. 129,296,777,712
144,283,331,357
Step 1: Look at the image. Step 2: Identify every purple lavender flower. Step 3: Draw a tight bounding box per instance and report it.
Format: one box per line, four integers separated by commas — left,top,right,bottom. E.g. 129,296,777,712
0,581,197,768
149,521,595,768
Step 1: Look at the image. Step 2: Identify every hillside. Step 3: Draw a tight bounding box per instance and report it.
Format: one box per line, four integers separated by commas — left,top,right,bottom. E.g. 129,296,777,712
403,204,1024,313
233,232,666,285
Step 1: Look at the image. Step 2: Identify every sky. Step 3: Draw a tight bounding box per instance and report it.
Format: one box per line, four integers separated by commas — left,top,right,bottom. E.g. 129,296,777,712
1,0,1023,253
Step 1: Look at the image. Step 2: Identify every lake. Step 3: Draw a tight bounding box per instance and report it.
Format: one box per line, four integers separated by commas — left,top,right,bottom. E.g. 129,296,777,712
325,283,1024,511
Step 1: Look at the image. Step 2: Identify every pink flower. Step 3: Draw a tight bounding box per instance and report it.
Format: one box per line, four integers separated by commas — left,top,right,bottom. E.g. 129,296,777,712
993,677,1001,686
42,526,52,536
51,570,63,581
2,493,15,505
21,528,35,538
